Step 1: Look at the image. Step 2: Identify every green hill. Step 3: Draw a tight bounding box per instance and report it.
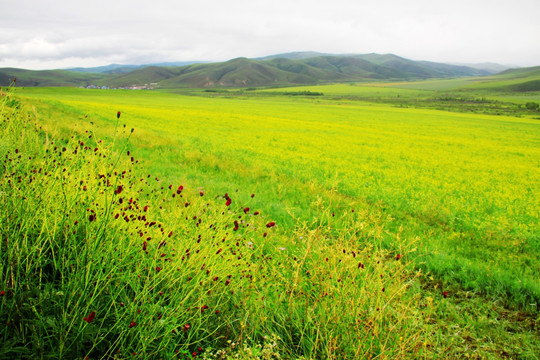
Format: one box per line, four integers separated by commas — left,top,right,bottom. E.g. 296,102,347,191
117,55,492,88
0,68,106,87
464,66,540,92
0,54,510,88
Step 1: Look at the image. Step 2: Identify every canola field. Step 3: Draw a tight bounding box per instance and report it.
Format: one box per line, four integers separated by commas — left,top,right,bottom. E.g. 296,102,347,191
17,86,539,306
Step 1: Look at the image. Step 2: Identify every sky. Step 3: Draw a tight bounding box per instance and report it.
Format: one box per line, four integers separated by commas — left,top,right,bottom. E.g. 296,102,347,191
1,0,539,70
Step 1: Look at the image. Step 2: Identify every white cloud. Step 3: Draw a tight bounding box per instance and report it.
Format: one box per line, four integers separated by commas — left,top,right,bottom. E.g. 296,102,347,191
1,0,539,69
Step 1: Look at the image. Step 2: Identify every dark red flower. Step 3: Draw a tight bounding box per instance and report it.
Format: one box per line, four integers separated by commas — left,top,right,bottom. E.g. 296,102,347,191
243,207,250,214
115,185,123,195
129,321,136,328
183,324,190,332
396,254,401,261
200,191,204,196
266,222,275,228
89,214,96,222
83,311,96,323
226,198,232,207
117,111,121,119
156,267,162,272
443,291,448,298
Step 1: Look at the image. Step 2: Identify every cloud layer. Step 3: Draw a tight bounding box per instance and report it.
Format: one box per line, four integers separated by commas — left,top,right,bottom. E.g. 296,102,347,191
1,0,539,69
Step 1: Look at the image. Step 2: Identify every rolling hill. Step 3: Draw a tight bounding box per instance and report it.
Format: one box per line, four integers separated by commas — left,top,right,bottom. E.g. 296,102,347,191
0,53,516,88
463,65,540,92
100,54,493,88
0,68,107,87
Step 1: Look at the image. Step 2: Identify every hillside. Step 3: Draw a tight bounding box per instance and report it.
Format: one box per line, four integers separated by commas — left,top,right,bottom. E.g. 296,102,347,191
0,68,106,87
464,65,540,92
105,55,492,88
0,54,502,88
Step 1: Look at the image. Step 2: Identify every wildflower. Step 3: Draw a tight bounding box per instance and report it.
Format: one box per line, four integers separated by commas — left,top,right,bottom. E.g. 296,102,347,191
89,214,96,222
183,324,190,332
129,321,136,328
83,311,96,323
226,198,232,207
115,185,123,194
156,267,162,272
266,222,275,228
443,291,448,298
200,191,204,196
117,111,121,119
396,254,401,260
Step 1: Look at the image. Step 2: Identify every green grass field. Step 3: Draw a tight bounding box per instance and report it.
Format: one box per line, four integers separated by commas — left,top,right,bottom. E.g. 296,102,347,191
1,83,539,358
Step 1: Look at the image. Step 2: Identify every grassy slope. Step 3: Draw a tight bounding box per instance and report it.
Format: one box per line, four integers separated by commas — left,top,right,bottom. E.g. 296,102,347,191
17,87,540,305
2,85,539,358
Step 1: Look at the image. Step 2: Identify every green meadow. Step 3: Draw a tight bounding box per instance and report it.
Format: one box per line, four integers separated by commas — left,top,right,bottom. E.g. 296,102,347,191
1,83,538,358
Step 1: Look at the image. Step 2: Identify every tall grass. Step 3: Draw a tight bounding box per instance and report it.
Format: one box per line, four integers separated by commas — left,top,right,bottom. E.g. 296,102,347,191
0,85,445,358
3,85,539,359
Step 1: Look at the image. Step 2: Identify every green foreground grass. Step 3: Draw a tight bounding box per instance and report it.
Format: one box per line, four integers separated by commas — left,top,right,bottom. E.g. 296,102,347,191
1,84,539,359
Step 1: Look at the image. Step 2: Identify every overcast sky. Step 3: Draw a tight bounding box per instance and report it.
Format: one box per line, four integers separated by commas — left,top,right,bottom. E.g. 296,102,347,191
1,0,539,70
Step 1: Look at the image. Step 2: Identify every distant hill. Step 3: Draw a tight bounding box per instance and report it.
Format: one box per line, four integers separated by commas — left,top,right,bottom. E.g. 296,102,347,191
464,65,540,92
0,53,520,88
0,68,106,87
65,64,143,74
65,61,206,74
449,62,516,73
101,55,492,88
255,51,334,60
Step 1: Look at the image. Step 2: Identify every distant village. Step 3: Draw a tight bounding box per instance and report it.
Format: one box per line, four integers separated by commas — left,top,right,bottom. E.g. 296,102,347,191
80,83,158,90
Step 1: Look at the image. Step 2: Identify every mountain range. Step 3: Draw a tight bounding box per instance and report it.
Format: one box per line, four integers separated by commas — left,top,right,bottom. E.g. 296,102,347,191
0,52,524,88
